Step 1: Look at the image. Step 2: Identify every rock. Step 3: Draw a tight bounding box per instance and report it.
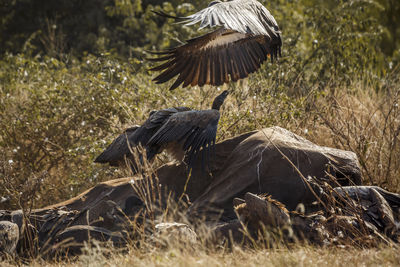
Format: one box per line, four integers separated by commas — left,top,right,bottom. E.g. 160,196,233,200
0,221,19,255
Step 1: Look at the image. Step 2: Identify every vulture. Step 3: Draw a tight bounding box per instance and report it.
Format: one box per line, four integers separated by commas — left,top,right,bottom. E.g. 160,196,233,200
149,0,282,90
94,90,229,172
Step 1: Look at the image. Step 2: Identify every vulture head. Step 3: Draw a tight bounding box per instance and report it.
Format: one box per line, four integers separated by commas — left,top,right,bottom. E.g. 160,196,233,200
212,90,229,110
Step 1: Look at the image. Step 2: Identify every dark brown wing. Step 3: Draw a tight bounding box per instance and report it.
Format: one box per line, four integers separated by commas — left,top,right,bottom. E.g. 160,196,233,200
150,28,280,90
147,109,221,171
94,126,140,166
94,107,191,168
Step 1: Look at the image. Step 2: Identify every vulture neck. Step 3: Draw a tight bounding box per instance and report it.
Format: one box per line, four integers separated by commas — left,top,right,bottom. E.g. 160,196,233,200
211,98,224,110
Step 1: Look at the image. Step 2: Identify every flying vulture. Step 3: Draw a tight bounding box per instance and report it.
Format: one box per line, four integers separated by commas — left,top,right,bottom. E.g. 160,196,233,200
149,0,282,90
94,90,229,172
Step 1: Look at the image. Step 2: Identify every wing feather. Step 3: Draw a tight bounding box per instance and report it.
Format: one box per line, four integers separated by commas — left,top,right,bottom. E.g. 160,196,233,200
227,48,240,81
236,48,249,77
210,52,216,85
221,48,231,82
149,58,178,72
213,51,222,86
247,41,263,67
183,0,280,36
191,57,202,86
198,54,208,87
242,46,257,73
249,40,266,62
153,58,187,84
233,48,245,78
94,126,139,166
147,110,220,171
182,58,198,87
169,57,196,90
206,51,211,85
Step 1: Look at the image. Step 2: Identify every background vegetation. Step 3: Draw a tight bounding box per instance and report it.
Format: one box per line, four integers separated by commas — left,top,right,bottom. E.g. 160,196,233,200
0,0,399,213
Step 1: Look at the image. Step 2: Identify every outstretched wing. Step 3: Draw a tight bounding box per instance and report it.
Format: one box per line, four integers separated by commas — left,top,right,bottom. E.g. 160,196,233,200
147,109,221,171
94,107,191,167
150,0,281,90
150,29,281,90
182,0,280,37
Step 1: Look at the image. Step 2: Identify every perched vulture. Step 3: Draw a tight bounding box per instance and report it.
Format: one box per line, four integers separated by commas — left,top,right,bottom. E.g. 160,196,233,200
149,0,282,90
94,90,229,172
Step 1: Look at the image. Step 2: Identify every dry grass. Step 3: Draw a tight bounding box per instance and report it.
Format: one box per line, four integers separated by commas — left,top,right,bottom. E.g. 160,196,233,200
2,245,400,266
305,81,400,190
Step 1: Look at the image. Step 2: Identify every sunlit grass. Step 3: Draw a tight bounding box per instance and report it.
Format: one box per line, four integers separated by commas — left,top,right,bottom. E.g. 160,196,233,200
3,245,399,267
